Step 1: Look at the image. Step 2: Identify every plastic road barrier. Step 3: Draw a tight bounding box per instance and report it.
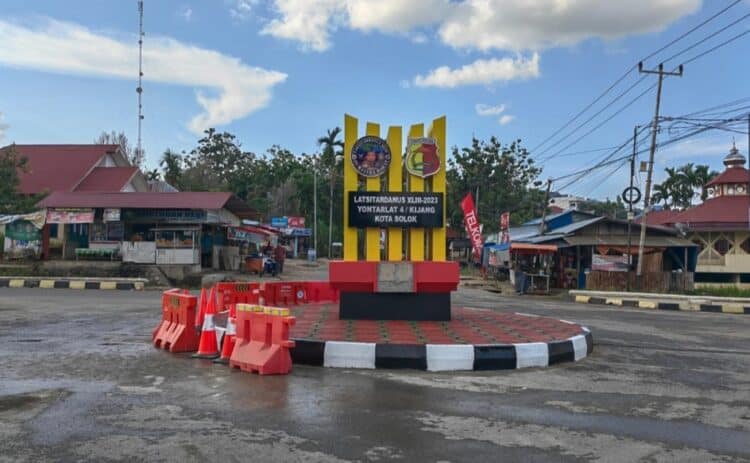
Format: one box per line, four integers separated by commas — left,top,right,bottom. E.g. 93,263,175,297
230,304,296,375
153,289,200,353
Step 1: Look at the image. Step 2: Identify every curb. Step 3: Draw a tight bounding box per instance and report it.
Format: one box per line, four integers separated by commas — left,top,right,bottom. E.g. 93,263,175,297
572,294,750,315
289,326,593,372
0,277,146,291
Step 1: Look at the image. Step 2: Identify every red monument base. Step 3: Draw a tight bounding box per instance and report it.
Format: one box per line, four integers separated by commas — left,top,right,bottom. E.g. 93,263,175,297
329,261,460,321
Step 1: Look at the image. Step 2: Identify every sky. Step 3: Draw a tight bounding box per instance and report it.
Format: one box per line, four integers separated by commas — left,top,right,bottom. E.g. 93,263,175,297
0,0,748,201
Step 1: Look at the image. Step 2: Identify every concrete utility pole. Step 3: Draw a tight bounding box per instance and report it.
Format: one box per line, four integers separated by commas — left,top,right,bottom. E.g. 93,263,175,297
538,179,552,235
626,126,638,291
636,62,683,276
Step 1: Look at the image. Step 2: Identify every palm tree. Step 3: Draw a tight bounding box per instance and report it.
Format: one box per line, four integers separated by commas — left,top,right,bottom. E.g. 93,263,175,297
316,127,344,167
160,149,183,188
316,127,344,258
694,164,718,201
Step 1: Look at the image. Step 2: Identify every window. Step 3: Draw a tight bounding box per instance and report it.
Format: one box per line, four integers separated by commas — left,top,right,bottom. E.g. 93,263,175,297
713,236,731,256
741,237,750,254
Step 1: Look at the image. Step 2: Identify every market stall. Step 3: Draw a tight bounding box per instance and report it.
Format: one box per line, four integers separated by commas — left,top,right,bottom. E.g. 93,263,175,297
506,243,557,295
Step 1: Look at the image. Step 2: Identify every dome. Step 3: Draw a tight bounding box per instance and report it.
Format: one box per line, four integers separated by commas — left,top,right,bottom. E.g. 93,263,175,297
724,142,746,168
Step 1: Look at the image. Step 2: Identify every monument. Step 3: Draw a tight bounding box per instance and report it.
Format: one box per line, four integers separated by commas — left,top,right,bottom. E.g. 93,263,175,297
329,115,460,321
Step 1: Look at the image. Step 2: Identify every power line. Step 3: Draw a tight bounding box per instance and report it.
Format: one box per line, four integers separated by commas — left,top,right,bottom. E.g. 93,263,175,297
658,11,750,65
639,0,744,64
682,27,750,66
531,0,743,158
536,75,649,161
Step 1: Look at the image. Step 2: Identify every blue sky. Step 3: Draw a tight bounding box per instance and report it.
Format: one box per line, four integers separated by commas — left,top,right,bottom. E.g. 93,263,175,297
0,0,748,200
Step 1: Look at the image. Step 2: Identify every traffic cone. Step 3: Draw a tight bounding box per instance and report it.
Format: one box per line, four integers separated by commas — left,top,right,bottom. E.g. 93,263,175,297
195,288,207,334
192,287,219,359
214,315,236,364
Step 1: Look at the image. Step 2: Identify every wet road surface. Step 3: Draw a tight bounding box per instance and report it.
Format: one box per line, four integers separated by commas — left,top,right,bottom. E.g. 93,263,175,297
0,287,749,462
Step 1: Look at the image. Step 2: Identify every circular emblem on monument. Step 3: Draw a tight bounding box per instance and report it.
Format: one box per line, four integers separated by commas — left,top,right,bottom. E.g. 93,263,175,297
405,137,440,178
351,136,392,177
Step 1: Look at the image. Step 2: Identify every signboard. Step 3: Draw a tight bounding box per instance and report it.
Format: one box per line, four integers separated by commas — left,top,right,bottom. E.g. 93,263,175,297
46,208,94,224
287,216,305,228
405,137,440,178
5,220,41,241
228,227,266,243
123,209,206,223
461,193,483,260
271,217,288,228
103,208,121,222
592,254,629,272
348,192,443,228
351,136,392,177
283,227,312,237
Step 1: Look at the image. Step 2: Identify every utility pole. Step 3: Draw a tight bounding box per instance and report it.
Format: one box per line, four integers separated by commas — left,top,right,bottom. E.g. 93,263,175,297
626,126,638,290
313,158,318,258
136,0,145,168
636,62,683,276
538,179,552,235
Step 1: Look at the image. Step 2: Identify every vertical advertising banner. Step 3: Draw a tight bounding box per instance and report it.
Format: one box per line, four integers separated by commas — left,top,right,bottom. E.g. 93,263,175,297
500,212,510,245
461,193,483,260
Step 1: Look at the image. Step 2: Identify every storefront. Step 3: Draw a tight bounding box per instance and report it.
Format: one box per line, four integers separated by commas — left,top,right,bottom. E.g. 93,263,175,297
37,192,256,267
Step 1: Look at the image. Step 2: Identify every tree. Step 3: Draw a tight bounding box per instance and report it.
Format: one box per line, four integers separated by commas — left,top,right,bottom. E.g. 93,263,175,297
316,127,345,256
0,144,41,214
579,197,628,219
95,131,143,167
652,163,718,210
447,137,543,232
159,149,184,188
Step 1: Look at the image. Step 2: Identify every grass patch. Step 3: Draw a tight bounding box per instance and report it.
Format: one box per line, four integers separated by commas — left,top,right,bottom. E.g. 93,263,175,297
689,286,750,298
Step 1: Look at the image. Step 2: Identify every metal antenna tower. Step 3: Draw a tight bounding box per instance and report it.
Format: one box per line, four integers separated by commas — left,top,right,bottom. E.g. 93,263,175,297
136,0,144,167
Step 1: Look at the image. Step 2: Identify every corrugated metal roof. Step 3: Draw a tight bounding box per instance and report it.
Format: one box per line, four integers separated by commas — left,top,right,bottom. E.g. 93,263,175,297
564,235,696,247
37,191,257,219
547,216,605,234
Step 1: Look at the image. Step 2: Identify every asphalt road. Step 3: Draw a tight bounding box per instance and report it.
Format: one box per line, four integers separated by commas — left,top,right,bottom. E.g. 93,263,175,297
0,286,749,462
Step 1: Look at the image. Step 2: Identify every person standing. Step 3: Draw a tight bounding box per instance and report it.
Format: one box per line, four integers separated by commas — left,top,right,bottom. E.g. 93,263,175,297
274,243,286,274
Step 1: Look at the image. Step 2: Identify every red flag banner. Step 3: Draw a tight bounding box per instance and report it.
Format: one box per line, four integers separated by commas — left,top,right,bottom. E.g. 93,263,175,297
500,212,510,244
461,193,483,259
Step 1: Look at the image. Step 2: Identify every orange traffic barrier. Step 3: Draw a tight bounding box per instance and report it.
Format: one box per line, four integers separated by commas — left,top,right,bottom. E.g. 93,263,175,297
215,282,261,310
229,305,296,375
153,289,200,353
214,302,238,364
193,287,220,359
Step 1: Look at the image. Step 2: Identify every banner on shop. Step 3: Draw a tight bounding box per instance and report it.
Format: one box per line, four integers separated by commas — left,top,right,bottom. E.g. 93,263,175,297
592,254,629,272
461,193,483,260
46,208,94,224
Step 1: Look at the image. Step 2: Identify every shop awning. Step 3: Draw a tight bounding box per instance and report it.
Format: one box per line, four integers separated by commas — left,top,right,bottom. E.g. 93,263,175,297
510,243,557,254
563,235,696,248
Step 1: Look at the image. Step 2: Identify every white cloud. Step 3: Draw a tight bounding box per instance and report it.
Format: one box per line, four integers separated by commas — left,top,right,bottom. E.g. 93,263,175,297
261,0,344,52
439,0,701,51
475,103,506,116
414,53,540,88
658,137,743,164
0,18,287,135
259,0,700,52
229,0,256,21
499,115,515,125
180,6,193,22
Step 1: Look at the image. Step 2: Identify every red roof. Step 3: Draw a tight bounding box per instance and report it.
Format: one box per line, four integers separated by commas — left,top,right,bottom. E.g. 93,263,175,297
706,167,750,187
671,195,750,228
37,191,257,219
3,144,119,194
75,167,138,192
635,209,683,226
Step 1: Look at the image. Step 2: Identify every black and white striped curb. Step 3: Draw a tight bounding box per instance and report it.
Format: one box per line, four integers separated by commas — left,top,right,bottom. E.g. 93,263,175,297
573,294,750,315
290,327,593,372
0,277,146,290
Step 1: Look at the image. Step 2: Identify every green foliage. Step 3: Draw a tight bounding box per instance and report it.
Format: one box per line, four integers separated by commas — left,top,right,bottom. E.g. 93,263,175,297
0,144,43,214
652,163,718,210
578,197,628,219
447,137,543,233
156,130,543,247
690,286,750,298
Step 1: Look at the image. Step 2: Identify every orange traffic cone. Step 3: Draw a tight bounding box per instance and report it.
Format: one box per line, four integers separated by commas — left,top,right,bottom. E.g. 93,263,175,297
214,315,236,364
192,287,219,359
195,288,207,334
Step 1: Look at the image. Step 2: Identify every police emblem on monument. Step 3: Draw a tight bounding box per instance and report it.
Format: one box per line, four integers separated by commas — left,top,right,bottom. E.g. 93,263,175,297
405,137,440,178
351,136,392,177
